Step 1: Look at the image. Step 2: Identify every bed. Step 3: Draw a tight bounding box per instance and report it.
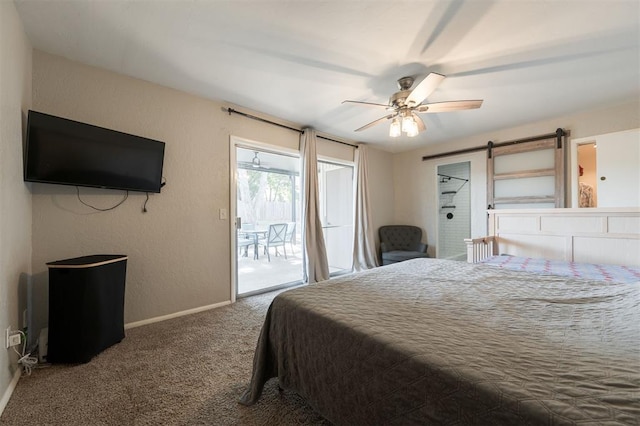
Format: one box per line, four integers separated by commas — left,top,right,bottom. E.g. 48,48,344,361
239,208,640,425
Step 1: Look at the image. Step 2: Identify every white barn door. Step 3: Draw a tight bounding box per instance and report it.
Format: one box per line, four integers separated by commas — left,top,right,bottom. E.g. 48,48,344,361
596,129,640,207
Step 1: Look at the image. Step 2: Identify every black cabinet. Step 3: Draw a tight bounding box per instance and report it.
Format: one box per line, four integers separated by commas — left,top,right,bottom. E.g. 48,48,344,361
47,255,127,363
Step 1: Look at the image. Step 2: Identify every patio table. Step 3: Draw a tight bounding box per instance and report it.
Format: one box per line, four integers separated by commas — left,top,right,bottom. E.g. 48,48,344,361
238,229,267,259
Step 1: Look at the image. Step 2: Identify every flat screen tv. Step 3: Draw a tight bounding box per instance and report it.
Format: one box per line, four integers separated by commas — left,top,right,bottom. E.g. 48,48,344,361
24,110,166,193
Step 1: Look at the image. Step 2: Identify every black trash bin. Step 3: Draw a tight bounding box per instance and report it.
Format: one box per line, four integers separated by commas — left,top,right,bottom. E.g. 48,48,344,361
46,254,127,363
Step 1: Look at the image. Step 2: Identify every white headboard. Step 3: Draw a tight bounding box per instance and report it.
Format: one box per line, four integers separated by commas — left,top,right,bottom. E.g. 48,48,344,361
466,208,640,267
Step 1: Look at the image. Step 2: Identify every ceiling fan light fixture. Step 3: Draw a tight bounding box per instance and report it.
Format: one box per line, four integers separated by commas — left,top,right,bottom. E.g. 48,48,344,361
398,113,419,137
344,72,483,138
406,121,419,137
401,114,414,133
389,117,401,137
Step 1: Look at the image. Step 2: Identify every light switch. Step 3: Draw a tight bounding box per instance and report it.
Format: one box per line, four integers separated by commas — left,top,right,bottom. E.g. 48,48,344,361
219,208,228,220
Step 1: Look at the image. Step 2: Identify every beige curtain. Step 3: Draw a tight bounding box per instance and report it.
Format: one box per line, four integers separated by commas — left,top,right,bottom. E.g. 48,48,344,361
352,144,379,270
300,129,330,283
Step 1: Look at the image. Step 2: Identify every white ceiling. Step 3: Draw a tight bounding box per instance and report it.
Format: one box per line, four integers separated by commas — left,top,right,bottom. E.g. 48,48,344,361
14,0,640,153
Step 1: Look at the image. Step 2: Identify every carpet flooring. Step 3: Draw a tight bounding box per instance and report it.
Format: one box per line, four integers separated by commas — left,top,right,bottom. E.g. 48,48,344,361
0,290,331,425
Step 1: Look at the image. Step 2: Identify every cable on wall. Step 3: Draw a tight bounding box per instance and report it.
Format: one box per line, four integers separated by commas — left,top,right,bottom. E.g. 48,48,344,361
76,186,129,211
142,192,150,213
14,331,38,375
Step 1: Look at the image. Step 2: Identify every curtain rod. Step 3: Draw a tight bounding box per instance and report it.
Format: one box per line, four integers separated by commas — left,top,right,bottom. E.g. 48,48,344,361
422,128,567,161
225,107,358,148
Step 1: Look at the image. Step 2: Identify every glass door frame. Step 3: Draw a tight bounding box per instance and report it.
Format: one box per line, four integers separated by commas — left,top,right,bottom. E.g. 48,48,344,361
317,156,355,276
230,135,302,301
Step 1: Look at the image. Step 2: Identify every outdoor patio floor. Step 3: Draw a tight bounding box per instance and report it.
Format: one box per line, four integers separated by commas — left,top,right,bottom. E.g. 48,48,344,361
237,243,346,295
237,243,304,295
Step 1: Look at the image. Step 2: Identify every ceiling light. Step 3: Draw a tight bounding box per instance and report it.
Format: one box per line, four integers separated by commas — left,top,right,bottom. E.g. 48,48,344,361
391,110,420,138
398,112,419,137
401,115,414,133
251,151,261,168
406,121,419,137
389,117,401,137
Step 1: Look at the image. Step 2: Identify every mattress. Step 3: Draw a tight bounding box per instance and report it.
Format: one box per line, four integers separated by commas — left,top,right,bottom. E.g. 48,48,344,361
480,255,640,284
240,258,640,425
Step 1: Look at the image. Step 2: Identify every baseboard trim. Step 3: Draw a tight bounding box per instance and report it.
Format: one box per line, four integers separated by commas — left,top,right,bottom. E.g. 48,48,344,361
124,300,232,330
0,369,21,417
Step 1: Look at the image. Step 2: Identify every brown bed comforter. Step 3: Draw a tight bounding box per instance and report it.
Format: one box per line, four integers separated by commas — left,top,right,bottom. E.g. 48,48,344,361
239,258,640,425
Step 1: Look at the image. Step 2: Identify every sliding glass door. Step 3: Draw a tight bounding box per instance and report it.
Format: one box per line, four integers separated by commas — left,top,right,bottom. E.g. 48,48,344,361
318,161,354,275
234,145,302,296
231,140,354,298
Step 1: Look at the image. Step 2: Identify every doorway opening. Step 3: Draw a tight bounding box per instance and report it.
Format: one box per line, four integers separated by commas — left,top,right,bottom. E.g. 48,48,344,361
437,161,471,260
235,146,303,297
577,142,597,207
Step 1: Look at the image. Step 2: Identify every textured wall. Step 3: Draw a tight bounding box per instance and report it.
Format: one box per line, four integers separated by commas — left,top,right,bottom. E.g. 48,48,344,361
31,51,233,328
364,146,395,253
30,51,386,334
0,0,32,409
393,100,640,255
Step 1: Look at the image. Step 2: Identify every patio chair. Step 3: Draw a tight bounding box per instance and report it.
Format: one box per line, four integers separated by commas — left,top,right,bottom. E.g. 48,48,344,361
285,222,296,252
260,223,288,262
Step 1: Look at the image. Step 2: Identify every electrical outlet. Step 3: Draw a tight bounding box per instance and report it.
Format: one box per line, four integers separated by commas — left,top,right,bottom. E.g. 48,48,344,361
5,327,21,348
8,333,21,347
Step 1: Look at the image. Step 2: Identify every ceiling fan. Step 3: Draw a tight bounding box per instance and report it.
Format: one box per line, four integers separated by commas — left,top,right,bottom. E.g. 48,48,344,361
342,73,483,138
238,151,271,170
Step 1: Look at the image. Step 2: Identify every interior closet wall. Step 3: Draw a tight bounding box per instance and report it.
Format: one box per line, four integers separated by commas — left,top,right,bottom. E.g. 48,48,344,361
437,162,470,260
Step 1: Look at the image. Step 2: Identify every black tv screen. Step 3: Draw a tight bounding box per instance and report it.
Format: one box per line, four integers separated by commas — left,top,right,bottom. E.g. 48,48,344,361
24,110,166,193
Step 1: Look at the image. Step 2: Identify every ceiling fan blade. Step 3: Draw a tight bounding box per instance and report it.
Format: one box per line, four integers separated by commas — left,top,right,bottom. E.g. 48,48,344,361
342,100,390,108
412,113,426,132
405,72,446,107
354,114,396,132
416,99,483,113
